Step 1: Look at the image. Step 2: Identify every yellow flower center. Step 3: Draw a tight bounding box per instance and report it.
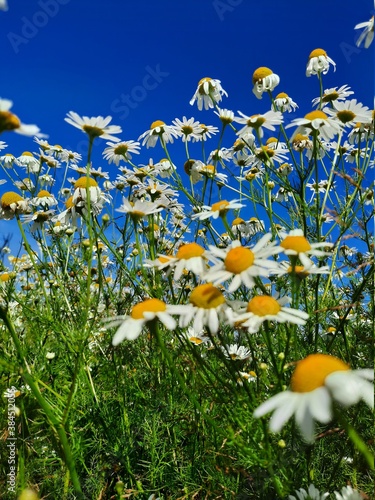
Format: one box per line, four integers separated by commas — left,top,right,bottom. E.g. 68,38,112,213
114,144,129,155
280,235,311,253
233,139,245,151
21,151,34,157
0,111,21,132
151,120,165,129
198,77,212,86
74,176,99,189
158,255,172,264
66,196,74,209
266,137,278,145
182,125,193,135
82,125,104,138
176,242,205,260
247,295,281,316
248,115,266,129
293,133,310,143
37,190,52,198
336,110,356,124
309,48,327,59
304,110,328,121
291,354,349,393
190,283,225,309
276,92,289,99
131,298,167,320
252,67,273,84
211,200,230,213
1,191,23,208
256,146,275,161
232,217,245,226
224,246,255,274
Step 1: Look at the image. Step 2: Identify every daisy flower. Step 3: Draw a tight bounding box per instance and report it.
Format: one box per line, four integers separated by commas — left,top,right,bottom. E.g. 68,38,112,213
102,140,141,165
279,229,333,267
274,92,298,113
334,485,363,500
214,108,235,125
169,283,228,334
276,261,330,279
204,235,281,292
189,77,228,111
221,344,252,361
72,176,102,205
30,190,57,209
286,110,341,141
149,242,208,281
312,85,354,107
65,112,122,142
171,116,202,142
249,145,289,168
226,294,309,334
138,120,178,148
197,123,219,141
323,99,373,128
180,327,211,346
306,48,336,77
253,353,374,443
252,67,280,99
0,191,29,219
234,110,283,139
288,484,329,500
0,153,17,168
17,151,41,173
355,15,374,48
116,198,163,222
0,98,40,137
105,298,177,345
191,199,245,221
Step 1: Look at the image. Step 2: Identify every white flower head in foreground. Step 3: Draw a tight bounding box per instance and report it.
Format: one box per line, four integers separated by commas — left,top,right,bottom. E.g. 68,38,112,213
334,485,364,500
170,283,228,334
234,110,283,139
204,235,281,292
190,77,228,111
0,98,41,137
312,85,354,108
65,112,122,142
226,294,309,334
279,228,333,267
0,191,30,219
286,110,342,141
355,15,374,48
106,298,177,345
252,66,280,99
306,48,336,77
192,199,245,221
102,140,141,165
289,484,329,500
274,92,298,113
254,353,374,443
323,99,373,128
138,120,178,148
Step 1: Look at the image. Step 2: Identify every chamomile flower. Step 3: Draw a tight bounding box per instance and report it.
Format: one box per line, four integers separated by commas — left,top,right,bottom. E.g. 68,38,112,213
234,110,283,139
0,153,17,168
106,298,177,345
180,327,211,346
286,110,342,141
116,198,163,221
192,199,245,221
222,343,252,361
197,123,219,141
151,242,208,281
172,116,202,142
306,48,336,77
289,484,329,500
204,235,281,292
65,112,122,142
102,140,141,165
138,120,178,148
0,98,41,137
226,294,309,333
274,92,298,113
214,108,235,125
0,191,29,219
170,283,228,334
355,15,374,48
334,485,363,500
72,176,102,205
252,67,280,99
323,99,373,128
189,77,228,111
253,353,374,443
279,229,333,267
31,190,57,209
312,85,354,107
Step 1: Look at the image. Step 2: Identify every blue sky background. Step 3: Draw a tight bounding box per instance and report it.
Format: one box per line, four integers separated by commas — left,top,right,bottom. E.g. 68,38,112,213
0,0,374,249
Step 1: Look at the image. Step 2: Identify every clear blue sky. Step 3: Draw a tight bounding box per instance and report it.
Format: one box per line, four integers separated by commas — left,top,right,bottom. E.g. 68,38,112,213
0,0,374,245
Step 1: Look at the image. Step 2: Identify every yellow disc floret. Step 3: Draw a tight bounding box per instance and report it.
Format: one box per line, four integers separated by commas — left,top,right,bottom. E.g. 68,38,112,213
281,235,311,253
304,110,328,121
247,295,281,316
1,191,24,209
131,298,167,320
309,48,327,59
37,190,52,198
252,67,273,84
189,283,225,309
150,120,165,129
176,242,205,260
211,200,229,213
224,246,255,274
74,176,98,189
291,354,349,393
